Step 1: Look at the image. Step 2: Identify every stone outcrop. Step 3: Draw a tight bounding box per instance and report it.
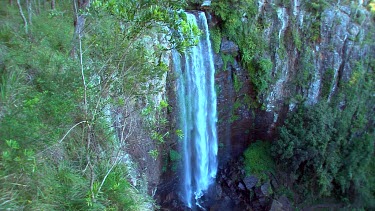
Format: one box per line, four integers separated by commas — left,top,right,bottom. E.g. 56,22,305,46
213,0,375,163
220,38,239,54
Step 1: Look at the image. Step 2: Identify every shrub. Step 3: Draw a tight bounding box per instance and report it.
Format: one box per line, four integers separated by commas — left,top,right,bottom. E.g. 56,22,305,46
243,140,275,182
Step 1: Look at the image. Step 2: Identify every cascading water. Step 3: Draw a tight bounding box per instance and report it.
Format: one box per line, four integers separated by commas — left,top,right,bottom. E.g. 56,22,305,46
172,12,218,208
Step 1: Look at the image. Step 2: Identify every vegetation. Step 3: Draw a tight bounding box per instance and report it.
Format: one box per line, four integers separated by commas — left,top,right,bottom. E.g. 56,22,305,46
272,60,375,208
211,0,374,208
0,0,199,210
210,26,222,54
243,140,275,182
210,0,375,209
302,0,329,42
211,0,271,101
1,0,374,209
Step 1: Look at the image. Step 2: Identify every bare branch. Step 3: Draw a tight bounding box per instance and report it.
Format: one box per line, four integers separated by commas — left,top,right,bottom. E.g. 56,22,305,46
58,120,87,143
16,0,28,34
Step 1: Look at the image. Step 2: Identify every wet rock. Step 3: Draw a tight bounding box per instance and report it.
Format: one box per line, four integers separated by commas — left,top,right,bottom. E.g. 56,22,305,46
340,6,351,15
214,53,223,70
252,196,270,210
238,182,246,191
255,186,263,197
241,169,245,175
261,182,271,196
258,196,269,207
165,191,178,204
278,195,292,211
269,196,292,211
243,176,258,190
270,199,284,211
348,23,360,36
220,38,239,54
201,0,211,8
215,184,223,199
226,179,233,187
271,178,279,190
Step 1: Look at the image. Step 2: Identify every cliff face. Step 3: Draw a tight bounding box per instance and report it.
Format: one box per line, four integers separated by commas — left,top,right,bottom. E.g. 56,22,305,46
213,0,375,162
156,1,374,208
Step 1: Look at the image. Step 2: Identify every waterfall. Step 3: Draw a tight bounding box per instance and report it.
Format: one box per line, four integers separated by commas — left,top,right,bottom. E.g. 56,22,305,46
173,11,218,208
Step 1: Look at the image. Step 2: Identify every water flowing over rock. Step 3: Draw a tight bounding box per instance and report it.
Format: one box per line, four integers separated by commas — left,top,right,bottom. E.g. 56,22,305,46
172,11,218,208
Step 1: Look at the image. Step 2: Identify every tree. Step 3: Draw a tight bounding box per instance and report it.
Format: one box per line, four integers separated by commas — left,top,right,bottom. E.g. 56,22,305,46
272,99,374,207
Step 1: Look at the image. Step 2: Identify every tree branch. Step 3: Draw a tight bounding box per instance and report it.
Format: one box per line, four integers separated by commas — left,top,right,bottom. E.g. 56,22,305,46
58,120,87,143
16,0,28,34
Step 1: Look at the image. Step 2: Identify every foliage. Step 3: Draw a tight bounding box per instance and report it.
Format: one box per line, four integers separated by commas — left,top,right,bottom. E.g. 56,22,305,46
0,0,198,210
211,0,270,100
273,53,375,208
292,28,302,51
210,27,222,54
302,0,330,42
321,68,335,99
243,140,275,182
293,47,314,89
247,58,273,100
175,129,184,140
91,0,200,53
169,149,182,171
142,99,170,145
229,113,239,123
233,73,242,93
221,53,235,71
272,91,374,208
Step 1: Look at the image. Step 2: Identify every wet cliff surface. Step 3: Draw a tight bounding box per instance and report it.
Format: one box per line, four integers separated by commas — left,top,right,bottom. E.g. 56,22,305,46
213,0,375,163
156,0,374,210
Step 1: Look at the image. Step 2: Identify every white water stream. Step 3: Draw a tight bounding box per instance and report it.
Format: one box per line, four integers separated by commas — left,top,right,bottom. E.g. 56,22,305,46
173,11,218,208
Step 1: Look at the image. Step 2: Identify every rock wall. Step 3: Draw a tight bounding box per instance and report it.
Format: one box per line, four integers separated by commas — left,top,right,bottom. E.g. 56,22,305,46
213,0,375,163
111,31,172,195
156,1,374,208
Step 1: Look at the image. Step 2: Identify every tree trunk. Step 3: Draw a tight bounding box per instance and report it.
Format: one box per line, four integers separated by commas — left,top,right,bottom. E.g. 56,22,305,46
71,0,90,57
9,0,13,6
35,0,41,14
51,0,55,10
16,0,28,34
26,0,32,26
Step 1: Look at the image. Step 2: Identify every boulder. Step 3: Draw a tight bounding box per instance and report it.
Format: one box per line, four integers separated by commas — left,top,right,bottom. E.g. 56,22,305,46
271,178,279,190
261,182,271,196
269,199,284,211
220,38,239,54
226,179,233,187
269,196,292,211
215,184,223,199
238,182,246,191
243,176,258,190
254,186,263,197
278,195,292,211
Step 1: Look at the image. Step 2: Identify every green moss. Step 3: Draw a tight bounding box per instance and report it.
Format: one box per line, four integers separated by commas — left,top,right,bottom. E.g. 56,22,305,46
292,28,302,51
222,53,235,71
243,140,275,182
233,73,243,93
210,27,222,54
233,99,242,110
229,113,240,123
247,58,273,100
